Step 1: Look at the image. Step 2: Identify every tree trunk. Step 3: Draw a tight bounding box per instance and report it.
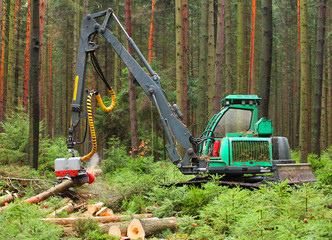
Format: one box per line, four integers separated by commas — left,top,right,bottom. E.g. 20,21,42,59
225,0,233,94
249,0,256,94
207,0,215,117
299,0,310,163
182,0,188,123
13,0,21,107
148,0,155,63
311,0,327,156
0,1,6,122
28,0,40,170
258,0,272,118
23,0,31,113
328,34,332,147
215,0,225,112
25,180,74,204
175,0,184,113
296,0,301,148
48,23,53,138
125,0,139,158
5,0,15,115
197,0,208,134
236,0,247,94
41,214,153,225
38,0,45,122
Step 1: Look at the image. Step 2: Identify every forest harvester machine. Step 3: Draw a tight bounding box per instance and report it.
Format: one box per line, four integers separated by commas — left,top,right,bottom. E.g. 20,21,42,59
54,8,316,187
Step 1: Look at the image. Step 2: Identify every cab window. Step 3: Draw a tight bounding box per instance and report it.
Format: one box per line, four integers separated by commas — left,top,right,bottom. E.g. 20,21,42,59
213,108,252,137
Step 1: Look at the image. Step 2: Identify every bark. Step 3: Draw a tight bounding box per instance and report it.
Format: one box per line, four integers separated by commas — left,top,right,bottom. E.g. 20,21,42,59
0,1,6,122
311,0,327,156
0,192,13,206
249,0,256,94
25,180,74,204
215,0,225,112
182,0,188,123
23,0,31,112
296,0,301,148
258,0,272,118
299,0,310,163
28,0,40,170
328,36,332,147
175,0,184,113
127,218,179,239
148,0,155,63
125,0,139,158
236,0,247,94
197,0,208,134
41,214,153,225
225,0,233,94
207,0,215,117
13,0,21,107
5,0,14,115
38,0,45,122
48,30,53,138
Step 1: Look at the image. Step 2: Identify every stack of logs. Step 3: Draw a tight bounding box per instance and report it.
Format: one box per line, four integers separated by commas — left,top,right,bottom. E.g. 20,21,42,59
42,201,181,239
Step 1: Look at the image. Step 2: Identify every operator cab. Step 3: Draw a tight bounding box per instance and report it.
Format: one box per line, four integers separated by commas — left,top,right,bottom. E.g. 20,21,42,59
199,95,262,156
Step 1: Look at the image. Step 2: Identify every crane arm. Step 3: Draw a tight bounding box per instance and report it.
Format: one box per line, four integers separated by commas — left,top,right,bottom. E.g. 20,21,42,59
68,9,200,174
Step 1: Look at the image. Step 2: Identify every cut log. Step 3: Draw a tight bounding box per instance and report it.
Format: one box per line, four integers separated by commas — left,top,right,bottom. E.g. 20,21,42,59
96,207,114,217
127,217,179,239
99,220,130,233
25,180,74,204
0,192,14,206
87,202,105,215
41,214,153,225
51,203,74,216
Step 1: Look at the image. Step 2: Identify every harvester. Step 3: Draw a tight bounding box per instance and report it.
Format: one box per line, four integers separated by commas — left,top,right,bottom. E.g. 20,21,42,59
54,8,316,186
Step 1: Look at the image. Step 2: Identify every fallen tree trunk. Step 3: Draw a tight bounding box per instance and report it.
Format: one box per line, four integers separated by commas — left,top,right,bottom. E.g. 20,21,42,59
24,169,103,204
127,217,179,239
0,192,14,206
25,180,74,204
41,214,153,225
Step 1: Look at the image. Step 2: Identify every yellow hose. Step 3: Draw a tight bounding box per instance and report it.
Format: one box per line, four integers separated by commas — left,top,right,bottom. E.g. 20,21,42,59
81,88,117,162
96,88,116,112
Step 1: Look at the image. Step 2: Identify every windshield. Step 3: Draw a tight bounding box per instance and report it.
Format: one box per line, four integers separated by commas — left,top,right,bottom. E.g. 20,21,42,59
213,108,252,137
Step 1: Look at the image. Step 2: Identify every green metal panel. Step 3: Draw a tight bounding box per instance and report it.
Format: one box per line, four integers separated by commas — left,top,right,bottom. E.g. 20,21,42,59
220,137,230,165
254,117,274,136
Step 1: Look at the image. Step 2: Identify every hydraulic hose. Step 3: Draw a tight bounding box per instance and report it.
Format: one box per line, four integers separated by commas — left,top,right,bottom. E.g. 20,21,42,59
81,88,117,162
81,92,97,162
95,88,116,112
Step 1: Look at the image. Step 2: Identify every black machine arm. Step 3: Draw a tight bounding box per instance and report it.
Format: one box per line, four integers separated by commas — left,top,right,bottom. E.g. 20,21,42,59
69,8,201,174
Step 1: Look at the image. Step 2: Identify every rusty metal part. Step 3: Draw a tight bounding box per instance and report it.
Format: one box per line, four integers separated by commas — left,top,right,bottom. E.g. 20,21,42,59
275,163,317,184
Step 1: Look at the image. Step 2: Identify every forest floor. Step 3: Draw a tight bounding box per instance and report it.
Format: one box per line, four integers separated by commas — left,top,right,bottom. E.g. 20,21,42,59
0,146,331,239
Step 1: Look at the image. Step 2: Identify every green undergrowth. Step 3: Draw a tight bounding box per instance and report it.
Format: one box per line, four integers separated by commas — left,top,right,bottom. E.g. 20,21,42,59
0,202,63,239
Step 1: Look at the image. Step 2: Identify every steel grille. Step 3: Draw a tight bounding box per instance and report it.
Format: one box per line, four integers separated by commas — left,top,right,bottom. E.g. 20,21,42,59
232,140,270,162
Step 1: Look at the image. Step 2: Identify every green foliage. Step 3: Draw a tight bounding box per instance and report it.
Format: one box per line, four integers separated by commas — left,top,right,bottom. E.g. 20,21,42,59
0,202,62,240
72,218,110,240
307,146,332,185
188,183,332,239
0,107,70,176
